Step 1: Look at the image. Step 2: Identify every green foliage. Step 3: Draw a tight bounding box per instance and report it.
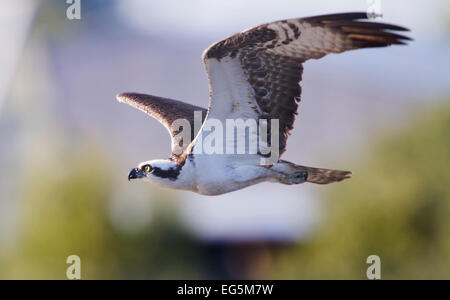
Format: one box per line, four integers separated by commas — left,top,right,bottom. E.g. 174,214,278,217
0,143,205,279
271,104,450,279
1,103,449,279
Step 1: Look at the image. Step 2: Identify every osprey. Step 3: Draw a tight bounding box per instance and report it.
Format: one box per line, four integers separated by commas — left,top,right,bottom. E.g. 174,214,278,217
118,12,410,195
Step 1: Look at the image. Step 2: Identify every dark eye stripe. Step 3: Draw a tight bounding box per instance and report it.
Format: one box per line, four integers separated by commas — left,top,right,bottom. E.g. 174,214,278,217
151,166,180,181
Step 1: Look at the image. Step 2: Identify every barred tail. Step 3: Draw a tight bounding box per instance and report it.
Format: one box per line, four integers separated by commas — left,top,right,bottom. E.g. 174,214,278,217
294,165,352,184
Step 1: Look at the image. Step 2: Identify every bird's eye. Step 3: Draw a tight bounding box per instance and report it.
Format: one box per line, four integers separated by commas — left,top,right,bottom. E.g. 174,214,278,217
143,165,151,173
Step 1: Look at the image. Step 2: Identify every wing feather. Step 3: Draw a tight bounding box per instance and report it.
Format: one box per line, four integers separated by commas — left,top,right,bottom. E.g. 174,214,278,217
117,93,207,158
203,12,411,157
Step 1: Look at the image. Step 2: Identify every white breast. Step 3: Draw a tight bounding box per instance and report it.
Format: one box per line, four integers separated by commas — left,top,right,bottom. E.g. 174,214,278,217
186,57,270,195
190,151,267,195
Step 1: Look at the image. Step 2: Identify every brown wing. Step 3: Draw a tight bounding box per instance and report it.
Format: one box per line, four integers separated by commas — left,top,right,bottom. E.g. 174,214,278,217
203,12,411,157
117,93,207,157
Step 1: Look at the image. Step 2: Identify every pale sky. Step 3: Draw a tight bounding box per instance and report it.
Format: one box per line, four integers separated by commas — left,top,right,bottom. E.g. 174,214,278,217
1,0,449,241
116,0,449,41
0,0,37,115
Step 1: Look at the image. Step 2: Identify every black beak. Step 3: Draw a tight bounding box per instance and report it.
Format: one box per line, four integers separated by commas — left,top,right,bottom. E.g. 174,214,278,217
128,168,144,181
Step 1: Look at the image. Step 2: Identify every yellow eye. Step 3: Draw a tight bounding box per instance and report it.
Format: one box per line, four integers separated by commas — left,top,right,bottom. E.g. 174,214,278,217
144,165,151,173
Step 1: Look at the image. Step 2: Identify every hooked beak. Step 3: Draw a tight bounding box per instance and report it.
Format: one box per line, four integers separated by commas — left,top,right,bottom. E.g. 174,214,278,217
128,168,144,181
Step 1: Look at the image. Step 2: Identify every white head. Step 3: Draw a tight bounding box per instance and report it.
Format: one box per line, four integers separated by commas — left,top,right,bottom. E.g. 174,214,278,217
128,159,182,184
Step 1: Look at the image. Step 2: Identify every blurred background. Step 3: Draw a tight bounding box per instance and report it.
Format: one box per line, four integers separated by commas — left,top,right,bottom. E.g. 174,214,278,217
0,0,449,279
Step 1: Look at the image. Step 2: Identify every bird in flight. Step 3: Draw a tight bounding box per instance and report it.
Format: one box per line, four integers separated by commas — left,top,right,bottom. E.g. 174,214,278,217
118,12,410,195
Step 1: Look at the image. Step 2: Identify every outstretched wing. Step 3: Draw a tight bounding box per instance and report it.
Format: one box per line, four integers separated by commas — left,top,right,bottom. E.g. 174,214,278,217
203,12,411,157
117,93,207,158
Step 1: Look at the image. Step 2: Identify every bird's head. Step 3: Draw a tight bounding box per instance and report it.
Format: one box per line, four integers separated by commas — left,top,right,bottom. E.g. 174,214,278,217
128,159,181,182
